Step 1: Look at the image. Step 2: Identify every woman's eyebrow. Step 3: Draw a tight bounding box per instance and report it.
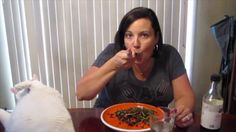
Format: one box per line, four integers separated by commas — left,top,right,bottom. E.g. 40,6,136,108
125,31,132,33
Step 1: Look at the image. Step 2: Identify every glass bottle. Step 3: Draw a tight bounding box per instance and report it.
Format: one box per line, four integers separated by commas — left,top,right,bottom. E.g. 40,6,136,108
200,74,224,131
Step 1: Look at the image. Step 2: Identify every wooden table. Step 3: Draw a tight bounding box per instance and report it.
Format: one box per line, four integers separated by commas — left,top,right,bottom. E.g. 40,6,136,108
1,108,236,132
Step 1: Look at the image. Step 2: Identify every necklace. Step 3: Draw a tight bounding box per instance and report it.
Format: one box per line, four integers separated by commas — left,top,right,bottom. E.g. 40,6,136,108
132,59,154,80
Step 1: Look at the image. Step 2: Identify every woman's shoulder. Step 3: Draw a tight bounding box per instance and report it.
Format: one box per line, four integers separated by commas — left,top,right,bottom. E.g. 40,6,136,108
104,43,115,49
93,43,115,67
161,44,177,51
99,43,116,55
159,44,179,56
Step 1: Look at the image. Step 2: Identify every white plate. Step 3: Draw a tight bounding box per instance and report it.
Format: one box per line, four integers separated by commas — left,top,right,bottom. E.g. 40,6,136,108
100,103,164,132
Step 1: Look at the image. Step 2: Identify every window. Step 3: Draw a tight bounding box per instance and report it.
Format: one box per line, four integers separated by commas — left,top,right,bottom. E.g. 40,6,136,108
1,0,193,108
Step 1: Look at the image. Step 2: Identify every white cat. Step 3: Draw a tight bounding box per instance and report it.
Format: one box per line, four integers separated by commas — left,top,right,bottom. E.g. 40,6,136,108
0,75,75,132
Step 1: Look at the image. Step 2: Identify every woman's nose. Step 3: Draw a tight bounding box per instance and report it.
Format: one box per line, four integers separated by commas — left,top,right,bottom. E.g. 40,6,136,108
133,37,140,49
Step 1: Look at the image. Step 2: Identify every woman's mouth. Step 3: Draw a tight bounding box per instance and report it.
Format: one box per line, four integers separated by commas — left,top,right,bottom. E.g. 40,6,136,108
134,52,142,62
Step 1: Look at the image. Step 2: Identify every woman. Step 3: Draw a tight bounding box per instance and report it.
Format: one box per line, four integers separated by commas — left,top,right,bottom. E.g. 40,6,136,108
76,7,195,127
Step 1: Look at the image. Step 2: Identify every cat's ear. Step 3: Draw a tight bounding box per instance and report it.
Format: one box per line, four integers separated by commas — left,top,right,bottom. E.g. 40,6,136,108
10,87,17,94
32,74,39,81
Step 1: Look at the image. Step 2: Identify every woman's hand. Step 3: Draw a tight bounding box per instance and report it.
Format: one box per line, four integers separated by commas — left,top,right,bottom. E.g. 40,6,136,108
172,74,195,127
174,105,194,128
110,48,134,70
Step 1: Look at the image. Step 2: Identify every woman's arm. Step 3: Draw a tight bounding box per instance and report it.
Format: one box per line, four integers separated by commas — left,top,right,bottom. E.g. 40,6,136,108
172,73,195,127
76,49,133,100
76,61,117,100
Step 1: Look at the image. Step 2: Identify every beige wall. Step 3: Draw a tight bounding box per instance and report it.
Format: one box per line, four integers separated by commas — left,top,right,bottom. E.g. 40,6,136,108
192,0,236,112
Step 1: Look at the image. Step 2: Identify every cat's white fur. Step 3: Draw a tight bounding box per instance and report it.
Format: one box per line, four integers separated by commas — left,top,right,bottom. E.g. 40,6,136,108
0,76,75,132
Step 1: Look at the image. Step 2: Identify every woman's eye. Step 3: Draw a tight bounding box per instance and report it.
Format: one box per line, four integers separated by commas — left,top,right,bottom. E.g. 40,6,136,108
141,33,149,38
125,33,133,39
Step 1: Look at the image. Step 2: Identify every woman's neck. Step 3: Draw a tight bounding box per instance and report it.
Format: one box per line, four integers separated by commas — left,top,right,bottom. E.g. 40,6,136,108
132,58,154,80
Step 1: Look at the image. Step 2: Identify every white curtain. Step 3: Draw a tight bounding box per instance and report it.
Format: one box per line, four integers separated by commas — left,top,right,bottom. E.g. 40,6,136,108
1,0,189,108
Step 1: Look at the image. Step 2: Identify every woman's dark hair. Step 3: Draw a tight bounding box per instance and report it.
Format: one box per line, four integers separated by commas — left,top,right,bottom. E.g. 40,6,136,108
114,7,163,57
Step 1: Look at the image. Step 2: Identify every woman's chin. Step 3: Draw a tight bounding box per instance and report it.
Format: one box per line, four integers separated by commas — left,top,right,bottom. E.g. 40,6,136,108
134,59,143,64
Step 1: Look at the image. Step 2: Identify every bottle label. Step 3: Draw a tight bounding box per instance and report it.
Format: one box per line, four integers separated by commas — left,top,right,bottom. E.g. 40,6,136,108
200,101,223,130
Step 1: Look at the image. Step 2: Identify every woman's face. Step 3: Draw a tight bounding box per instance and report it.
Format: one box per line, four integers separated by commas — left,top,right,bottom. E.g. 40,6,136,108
124,18,158,64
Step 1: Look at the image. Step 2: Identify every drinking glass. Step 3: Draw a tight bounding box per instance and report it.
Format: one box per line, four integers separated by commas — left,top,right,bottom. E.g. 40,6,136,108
150,107,176,132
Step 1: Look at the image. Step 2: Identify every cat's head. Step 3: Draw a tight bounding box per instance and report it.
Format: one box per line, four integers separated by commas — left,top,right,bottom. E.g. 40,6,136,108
11,74,39,101
11,87,30,101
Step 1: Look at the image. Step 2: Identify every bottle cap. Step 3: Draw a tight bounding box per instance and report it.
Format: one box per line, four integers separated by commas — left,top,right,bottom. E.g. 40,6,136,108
210,74,221,82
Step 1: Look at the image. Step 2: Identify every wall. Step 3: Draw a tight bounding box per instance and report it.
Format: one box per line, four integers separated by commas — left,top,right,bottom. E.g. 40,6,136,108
192,0,236,113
